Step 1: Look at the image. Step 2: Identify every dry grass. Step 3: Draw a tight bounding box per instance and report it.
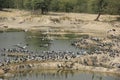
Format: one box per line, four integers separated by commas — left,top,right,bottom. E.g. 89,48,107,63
0,9,120,37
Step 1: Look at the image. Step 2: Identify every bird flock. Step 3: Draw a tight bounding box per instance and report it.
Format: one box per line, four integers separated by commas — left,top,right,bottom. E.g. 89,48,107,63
0,47,80,68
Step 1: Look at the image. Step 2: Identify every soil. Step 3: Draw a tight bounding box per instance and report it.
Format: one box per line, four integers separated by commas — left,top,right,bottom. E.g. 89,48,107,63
0,9,120,37
0,9,120,76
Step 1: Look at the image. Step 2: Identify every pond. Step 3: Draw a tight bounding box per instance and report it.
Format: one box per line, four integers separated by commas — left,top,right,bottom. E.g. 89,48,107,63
1,70,120,80
0,32,120,80
0,32,81,53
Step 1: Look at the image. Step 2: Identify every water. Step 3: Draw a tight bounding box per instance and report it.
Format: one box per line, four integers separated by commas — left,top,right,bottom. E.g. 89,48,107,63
0,32,80,53
0,32,120,80
3,70,120,80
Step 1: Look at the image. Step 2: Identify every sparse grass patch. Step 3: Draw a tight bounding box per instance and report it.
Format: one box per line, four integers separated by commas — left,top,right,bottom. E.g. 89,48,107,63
0,30,3,33
6,28,23,32
64,34,77,38
64,34,89,39
60,16,71,20
78,34,89,39
116,17,120,21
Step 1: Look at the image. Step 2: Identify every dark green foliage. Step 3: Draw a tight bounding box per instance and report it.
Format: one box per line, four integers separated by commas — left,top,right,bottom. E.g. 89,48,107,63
24,0,33,10
94,0,108,21
0,0,120,15
29,0,51,14
0,0,4,10
49,0,60,11
74,0,88,13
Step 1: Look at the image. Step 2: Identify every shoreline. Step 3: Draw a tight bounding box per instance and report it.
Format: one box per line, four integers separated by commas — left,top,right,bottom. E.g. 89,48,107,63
0,9,120,77
0,9,120,38
0,50,120,76
0,59,120,77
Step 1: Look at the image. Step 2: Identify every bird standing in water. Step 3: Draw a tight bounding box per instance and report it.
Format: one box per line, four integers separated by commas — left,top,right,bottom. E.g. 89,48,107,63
14,43,28,49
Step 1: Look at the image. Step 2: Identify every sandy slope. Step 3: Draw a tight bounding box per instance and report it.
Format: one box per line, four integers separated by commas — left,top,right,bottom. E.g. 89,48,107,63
0,9,120,37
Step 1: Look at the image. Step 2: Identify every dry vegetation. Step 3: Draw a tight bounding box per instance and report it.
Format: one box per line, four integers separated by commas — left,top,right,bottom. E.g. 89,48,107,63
0,9,120,76
0,9,120,37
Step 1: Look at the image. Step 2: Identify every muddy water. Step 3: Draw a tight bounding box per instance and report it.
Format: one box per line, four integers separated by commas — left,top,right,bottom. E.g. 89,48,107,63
0,32,80,53
4,70,120,80
0,32,120,80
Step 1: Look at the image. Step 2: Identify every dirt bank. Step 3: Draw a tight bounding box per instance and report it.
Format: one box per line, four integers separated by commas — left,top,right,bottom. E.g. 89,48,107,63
0,9,120,37
0,57,120,76
0,9,120,77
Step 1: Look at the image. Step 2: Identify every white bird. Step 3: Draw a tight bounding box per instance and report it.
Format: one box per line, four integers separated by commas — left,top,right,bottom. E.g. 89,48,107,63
24,29,28,32
14,43,28,49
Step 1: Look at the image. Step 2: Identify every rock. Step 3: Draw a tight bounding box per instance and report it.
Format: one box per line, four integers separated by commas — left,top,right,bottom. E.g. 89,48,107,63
0,69,5,75
50,18,61,24
4,73,14,77
87,58,94,66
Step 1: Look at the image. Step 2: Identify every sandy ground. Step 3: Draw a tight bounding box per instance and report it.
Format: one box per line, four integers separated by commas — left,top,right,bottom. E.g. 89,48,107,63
0,9,120,37
0,9,120,75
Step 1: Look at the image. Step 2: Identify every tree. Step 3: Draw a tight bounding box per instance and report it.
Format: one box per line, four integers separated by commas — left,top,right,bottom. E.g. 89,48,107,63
74,0,88,13
94,0,107,21
0,0,4,10
31,0,51,14
0,0,120,16
94,0,120,21
49,0,60,11
64,2,74,12
105,0,120,15
24,0,32,10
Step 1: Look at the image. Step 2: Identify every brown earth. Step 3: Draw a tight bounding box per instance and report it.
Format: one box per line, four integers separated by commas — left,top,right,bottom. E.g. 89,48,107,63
0,9,120,38
0,9,120,76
